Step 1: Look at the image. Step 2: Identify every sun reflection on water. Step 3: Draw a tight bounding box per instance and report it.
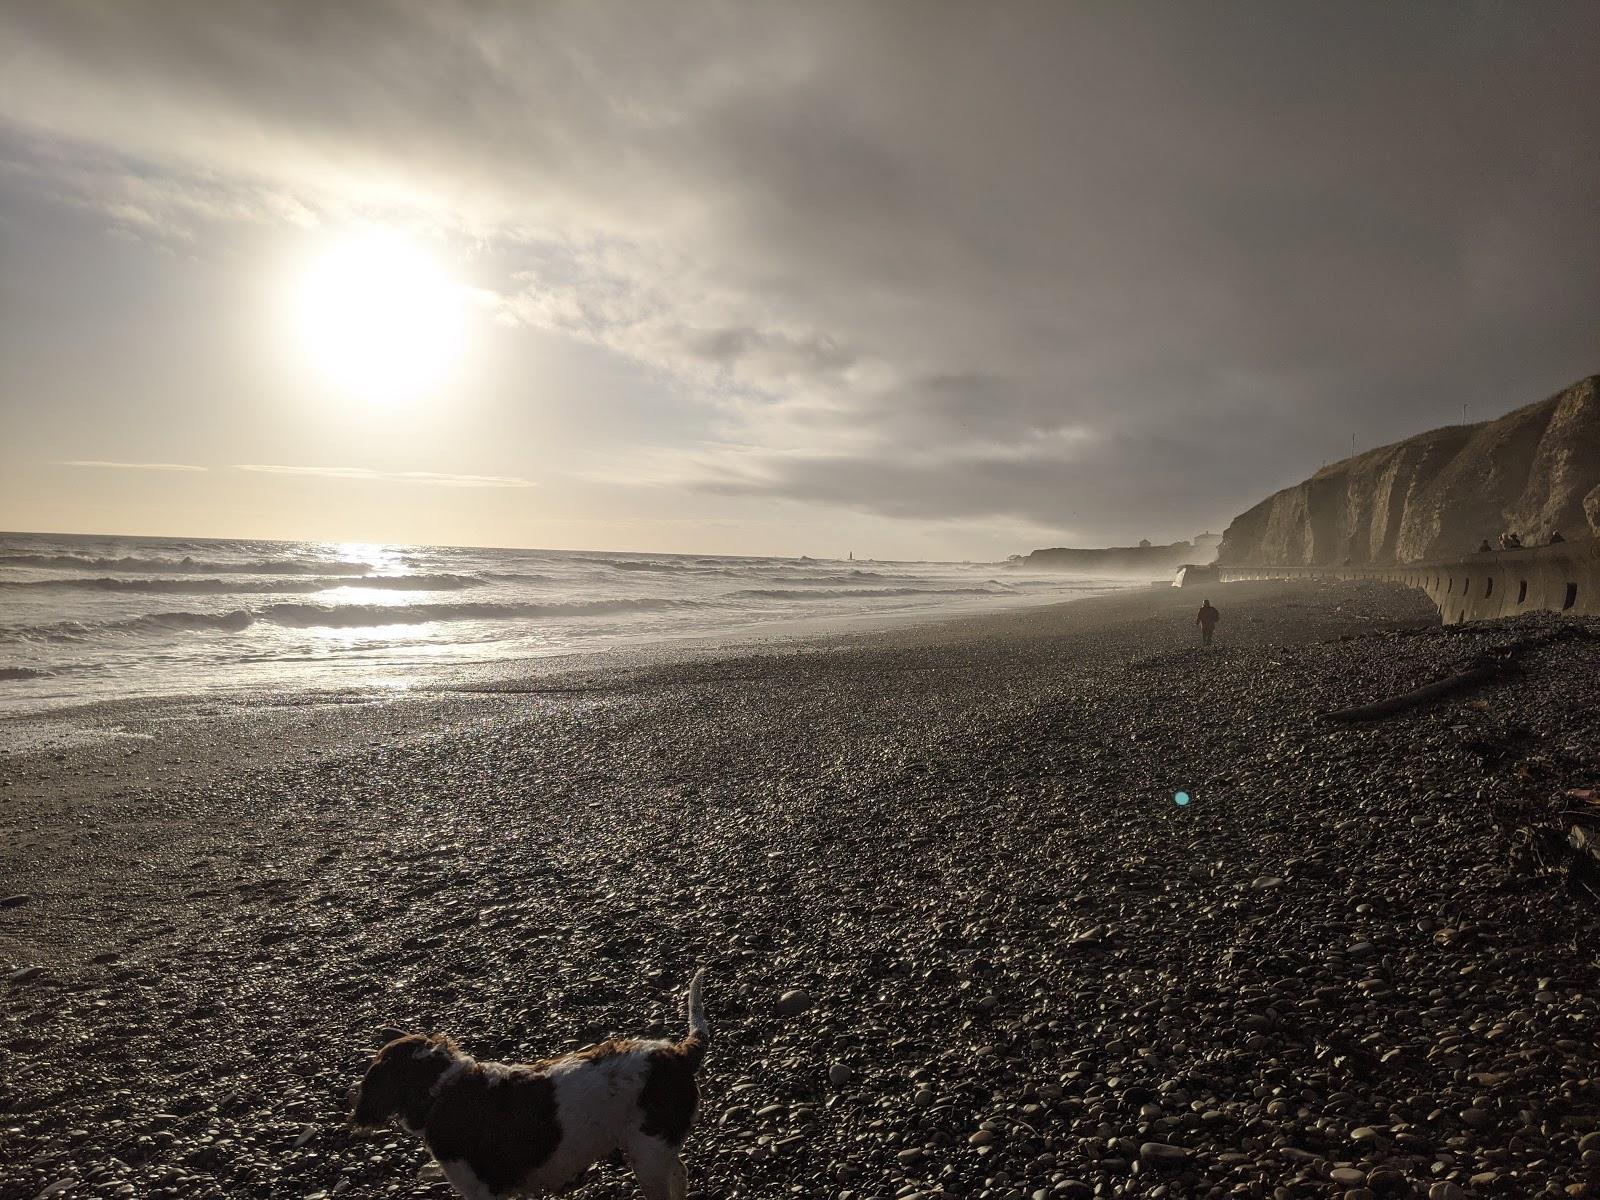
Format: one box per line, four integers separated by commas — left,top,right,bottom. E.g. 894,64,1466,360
329,542,412,574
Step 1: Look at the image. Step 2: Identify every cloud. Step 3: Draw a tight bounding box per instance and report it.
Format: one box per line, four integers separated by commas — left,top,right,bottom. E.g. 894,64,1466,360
6,3,1599,543
234,465,535,488
56,460,208,472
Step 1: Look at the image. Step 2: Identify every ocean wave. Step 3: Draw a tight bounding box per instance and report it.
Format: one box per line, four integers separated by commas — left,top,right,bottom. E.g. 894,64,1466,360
729,586,1004,600
0,574,484,594
591,558,786,575
255,597,707,628
760,571,892,584
0,666,50,681
0,596,712,643
0,553,372,576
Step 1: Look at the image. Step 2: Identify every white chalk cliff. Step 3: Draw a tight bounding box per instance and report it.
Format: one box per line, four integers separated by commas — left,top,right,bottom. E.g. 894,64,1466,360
1218,374,1600,566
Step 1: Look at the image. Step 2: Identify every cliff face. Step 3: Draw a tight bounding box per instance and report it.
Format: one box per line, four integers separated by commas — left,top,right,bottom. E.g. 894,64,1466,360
1218,375,1600,566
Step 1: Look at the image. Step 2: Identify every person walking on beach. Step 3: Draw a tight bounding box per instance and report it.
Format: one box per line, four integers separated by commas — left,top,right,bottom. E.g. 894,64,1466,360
1196,599,1220,647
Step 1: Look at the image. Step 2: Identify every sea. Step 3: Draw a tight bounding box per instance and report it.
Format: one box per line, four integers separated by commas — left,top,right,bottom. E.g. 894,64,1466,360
0,531,1137,718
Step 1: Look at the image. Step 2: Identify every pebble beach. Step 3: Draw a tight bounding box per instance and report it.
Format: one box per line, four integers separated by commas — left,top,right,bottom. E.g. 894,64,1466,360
4,579,1600,1200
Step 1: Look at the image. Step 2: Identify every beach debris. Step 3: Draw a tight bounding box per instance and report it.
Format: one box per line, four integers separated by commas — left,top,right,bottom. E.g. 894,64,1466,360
1323,660,1506,722
1501,782,1600,903
0,893,32,908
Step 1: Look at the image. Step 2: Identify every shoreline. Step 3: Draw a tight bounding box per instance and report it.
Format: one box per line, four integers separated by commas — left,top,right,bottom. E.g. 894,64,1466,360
5,579,1600,1199
0,578,1146,732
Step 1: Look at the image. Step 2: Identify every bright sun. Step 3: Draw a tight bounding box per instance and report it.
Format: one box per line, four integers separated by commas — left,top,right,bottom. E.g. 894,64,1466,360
291,231,468,404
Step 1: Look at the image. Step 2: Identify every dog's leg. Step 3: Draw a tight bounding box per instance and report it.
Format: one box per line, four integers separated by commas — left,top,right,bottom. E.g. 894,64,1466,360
625,1136,685,1200
437,1159,499,1200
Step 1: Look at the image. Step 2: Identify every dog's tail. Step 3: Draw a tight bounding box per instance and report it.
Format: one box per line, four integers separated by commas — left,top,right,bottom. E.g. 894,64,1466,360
679,967,709,1070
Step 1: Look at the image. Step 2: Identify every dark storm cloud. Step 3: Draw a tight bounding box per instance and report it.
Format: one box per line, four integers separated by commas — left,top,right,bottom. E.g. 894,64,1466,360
2,0,1596,543
678,326,857,380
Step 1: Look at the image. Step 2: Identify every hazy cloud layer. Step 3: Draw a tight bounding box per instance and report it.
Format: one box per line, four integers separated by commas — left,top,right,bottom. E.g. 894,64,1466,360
5,2,1598,544
55,461,534,488
234,466,536,489
57,460,208,472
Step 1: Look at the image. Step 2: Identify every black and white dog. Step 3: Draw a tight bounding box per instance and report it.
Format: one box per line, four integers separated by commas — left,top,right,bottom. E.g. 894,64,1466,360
349,970,707,1199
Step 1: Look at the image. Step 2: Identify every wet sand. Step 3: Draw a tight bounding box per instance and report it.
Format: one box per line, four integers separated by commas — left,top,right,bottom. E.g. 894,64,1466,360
4,580,1600,1200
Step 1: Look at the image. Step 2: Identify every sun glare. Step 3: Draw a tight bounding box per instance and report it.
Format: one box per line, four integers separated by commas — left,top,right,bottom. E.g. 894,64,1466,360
291,231,467,404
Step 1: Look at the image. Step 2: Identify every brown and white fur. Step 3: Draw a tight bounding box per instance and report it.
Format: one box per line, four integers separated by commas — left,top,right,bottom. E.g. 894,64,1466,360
349,969,708,1199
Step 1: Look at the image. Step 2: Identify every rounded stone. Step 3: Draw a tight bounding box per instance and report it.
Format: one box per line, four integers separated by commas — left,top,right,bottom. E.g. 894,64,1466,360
775,989,813,1017
1138,1142,1190,1169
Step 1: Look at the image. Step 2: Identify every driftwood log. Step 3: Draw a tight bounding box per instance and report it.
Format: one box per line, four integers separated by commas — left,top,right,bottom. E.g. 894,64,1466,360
1322,624,1596,724
1323,662,1506,723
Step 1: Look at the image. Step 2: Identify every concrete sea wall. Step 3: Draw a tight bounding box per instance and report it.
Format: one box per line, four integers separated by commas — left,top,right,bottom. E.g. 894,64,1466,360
1176,537,1600,623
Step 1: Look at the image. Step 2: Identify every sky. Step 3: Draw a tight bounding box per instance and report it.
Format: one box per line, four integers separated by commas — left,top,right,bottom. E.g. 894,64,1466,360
1,2,1597,560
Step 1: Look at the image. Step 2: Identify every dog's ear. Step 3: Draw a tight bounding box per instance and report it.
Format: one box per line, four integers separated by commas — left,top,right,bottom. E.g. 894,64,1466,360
376,1025,409,1046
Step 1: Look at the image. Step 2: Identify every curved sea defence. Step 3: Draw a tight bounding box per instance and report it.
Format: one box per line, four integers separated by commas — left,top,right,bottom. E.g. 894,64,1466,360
1181,536,1600,622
